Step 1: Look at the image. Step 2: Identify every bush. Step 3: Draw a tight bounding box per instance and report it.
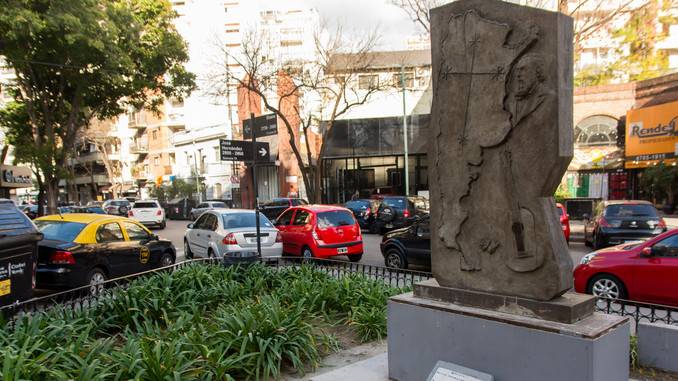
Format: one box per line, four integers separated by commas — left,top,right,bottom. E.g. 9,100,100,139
0,263,404,380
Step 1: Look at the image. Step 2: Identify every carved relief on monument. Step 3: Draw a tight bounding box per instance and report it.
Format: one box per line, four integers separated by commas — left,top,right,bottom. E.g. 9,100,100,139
430,1,573,301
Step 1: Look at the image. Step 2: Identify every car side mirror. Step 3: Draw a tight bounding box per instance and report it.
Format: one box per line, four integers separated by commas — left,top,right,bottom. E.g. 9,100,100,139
641,247,653,257
187,223,194,229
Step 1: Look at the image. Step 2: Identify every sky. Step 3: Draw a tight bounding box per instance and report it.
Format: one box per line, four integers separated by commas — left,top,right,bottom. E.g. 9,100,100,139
249,0,423,50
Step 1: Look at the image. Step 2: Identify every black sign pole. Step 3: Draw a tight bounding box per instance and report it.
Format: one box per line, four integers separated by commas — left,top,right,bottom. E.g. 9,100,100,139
250,113,262,258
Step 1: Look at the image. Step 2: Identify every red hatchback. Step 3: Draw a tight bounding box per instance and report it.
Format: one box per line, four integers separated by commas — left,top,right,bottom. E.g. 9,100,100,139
275,205,363,262
574,228,678,306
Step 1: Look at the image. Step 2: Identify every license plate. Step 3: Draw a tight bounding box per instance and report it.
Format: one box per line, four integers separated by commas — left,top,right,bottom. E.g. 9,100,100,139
247,238,258,244
385,223,393,228
337,247,348,254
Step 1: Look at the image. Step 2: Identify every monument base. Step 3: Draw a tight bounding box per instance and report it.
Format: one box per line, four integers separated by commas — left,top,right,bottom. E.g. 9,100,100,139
388,292,629,381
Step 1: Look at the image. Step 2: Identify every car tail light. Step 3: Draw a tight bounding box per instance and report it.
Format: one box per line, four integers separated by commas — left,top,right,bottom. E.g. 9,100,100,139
222,233,237,245
403,209,410,218
156,210,162,216
276,232,283,243
658,218,667,229
128,210,134,217
598,217,610,227
50,250,75,265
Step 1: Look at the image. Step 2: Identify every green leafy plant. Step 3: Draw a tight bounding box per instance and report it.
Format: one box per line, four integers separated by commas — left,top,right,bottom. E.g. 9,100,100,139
0,263,403,380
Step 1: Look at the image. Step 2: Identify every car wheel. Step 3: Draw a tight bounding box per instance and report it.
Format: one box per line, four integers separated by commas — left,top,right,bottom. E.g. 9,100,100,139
379,206,396,223
368,223,378,234
348,253,363,262
302,247,314,260
588,274,626,300
159,220,166,229
87,268,106,295
184,239,193,260
119,206,129,215
207,249,215,259
159,252,174,267
385,249,407,269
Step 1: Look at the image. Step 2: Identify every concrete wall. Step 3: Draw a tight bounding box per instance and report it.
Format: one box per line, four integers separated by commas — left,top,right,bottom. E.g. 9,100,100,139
638,321,678,373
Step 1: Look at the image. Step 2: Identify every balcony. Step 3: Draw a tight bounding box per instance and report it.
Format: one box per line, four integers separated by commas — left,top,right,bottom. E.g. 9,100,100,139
128,112,148,129
164,112,185,131
130,141,148,154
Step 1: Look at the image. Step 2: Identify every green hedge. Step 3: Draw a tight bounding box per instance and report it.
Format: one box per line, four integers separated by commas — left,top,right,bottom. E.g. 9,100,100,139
0,263,406,380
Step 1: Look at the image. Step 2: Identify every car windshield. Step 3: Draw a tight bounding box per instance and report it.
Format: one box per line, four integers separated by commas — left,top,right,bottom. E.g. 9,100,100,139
605,204,658,218
222,213,273,229
345,200,370,209
109,201,128,206
211,202,226,208
317,210,355,228
133,202,158,208
382,198,406,208
35,220,86,242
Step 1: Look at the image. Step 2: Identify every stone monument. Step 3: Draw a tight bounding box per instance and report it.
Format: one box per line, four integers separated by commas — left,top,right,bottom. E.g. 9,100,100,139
387,1,630,380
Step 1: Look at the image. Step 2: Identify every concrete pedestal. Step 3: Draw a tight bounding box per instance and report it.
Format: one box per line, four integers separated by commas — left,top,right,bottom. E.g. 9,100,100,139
388,292,629,381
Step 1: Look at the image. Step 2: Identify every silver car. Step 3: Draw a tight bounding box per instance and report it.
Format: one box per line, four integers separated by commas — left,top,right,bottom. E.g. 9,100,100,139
190,201,228,220
183,209,282,259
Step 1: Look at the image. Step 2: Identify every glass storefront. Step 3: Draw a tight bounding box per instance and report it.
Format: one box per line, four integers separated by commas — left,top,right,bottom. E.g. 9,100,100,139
321,115,429,204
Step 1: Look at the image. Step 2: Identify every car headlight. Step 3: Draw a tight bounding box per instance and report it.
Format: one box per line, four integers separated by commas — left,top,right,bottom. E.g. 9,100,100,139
580,253,597,265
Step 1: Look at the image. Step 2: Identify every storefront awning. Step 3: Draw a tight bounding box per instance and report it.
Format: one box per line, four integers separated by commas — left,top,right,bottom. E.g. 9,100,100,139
625,100,678,168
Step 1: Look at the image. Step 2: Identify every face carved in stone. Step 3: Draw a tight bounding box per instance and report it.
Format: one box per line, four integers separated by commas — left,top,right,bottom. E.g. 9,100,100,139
514,54,544,99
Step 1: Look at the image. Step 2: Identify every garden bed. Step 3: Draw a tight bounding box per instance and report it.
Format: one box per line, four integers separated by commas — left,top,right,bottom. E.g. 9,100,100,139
0,263,406,380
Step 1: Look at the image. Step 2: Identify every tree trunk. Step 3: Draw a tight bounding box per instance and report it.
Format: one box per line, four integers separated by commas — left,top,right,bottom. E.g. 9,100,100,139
46,177,59,214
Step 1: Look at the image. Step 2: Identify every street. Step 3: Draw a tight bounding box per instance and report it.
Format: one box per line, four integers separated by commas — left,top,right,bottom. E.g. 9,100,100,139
157,219,593,269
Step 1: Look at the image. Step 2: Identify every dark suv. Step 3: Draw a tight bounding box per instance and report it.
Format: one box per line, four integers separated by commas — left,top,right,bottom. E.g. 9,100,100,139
259,198,308,221
373,196,429,234
584,200,667,249
344,199,380,232
380,215,430,270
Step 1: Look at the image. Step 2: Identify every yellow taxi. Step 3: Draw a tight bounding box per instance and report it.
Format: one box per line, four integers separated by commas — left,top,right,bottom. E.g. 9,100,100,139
33,214,175,291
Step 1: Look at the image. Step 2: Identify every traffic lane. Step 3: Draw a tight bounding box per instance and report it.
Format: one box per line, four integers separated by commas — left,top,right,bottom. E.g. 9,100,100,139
160,219,592,269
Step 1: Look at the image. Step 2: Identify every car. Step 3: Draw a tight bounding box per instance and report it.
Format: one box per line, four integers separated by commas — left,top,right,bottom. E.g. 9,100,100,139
102,199,132,216
184,209,282,260
129,200,166,229
33,214,175,292
259,198,308,221
584,200,666,250
190,201,228,220
86,201,104,207
574,228,678,305
275,205,363,261
557,203,570,243
380,215,431,270
23,204,40,219
372,196,429,234
344,199,380,233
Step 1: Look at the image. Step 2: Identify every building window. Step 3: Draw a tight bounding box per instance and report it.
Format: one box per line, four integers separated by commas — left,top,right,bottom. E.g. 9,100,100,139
214,183,222,199
170,153,176,166
281,40,303,47
154,157,159,166
152,130,158,140
574,115,618,147
358,74,379,90
214,147,220,161
393,72,415,88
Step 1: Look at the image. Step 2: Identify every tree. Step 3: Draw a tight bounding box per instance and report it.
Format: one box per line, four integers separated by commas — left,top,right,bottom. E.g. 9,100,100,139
209,25,385,203
639,161,678,207
0,0,195,214
83,119,124,199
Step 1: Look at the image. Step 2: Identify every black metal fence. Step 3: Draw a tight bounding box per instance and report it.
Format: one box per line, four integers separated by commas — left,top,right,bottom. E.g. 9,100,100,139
595,297,678,329
2,256,676,330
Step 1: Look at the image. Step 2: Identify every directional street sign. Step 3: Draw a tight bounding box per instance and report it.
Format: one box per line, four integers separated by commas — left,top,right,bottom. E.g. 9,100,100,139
243,113,278,139
219,139,270,162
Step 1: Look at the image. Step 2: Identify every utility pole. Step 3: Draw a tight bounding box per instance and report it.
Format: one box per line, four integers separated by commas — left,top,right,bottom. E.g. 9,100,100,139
250,113,262,258
400,64,410,196
192,138,202,202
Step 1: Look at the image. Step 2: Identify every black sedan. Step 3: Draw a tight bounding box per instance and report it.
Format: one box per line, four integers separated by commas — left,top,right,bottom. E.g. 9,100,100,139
584,200,667,249
33,214,176,292
344,199,380,232
380,216,431,270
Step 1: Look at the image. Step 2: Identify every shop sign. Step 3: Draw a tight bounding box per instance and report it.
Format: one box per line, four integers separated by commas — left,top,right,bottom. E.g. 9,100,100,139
0,165,32,188
626,100,678,168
